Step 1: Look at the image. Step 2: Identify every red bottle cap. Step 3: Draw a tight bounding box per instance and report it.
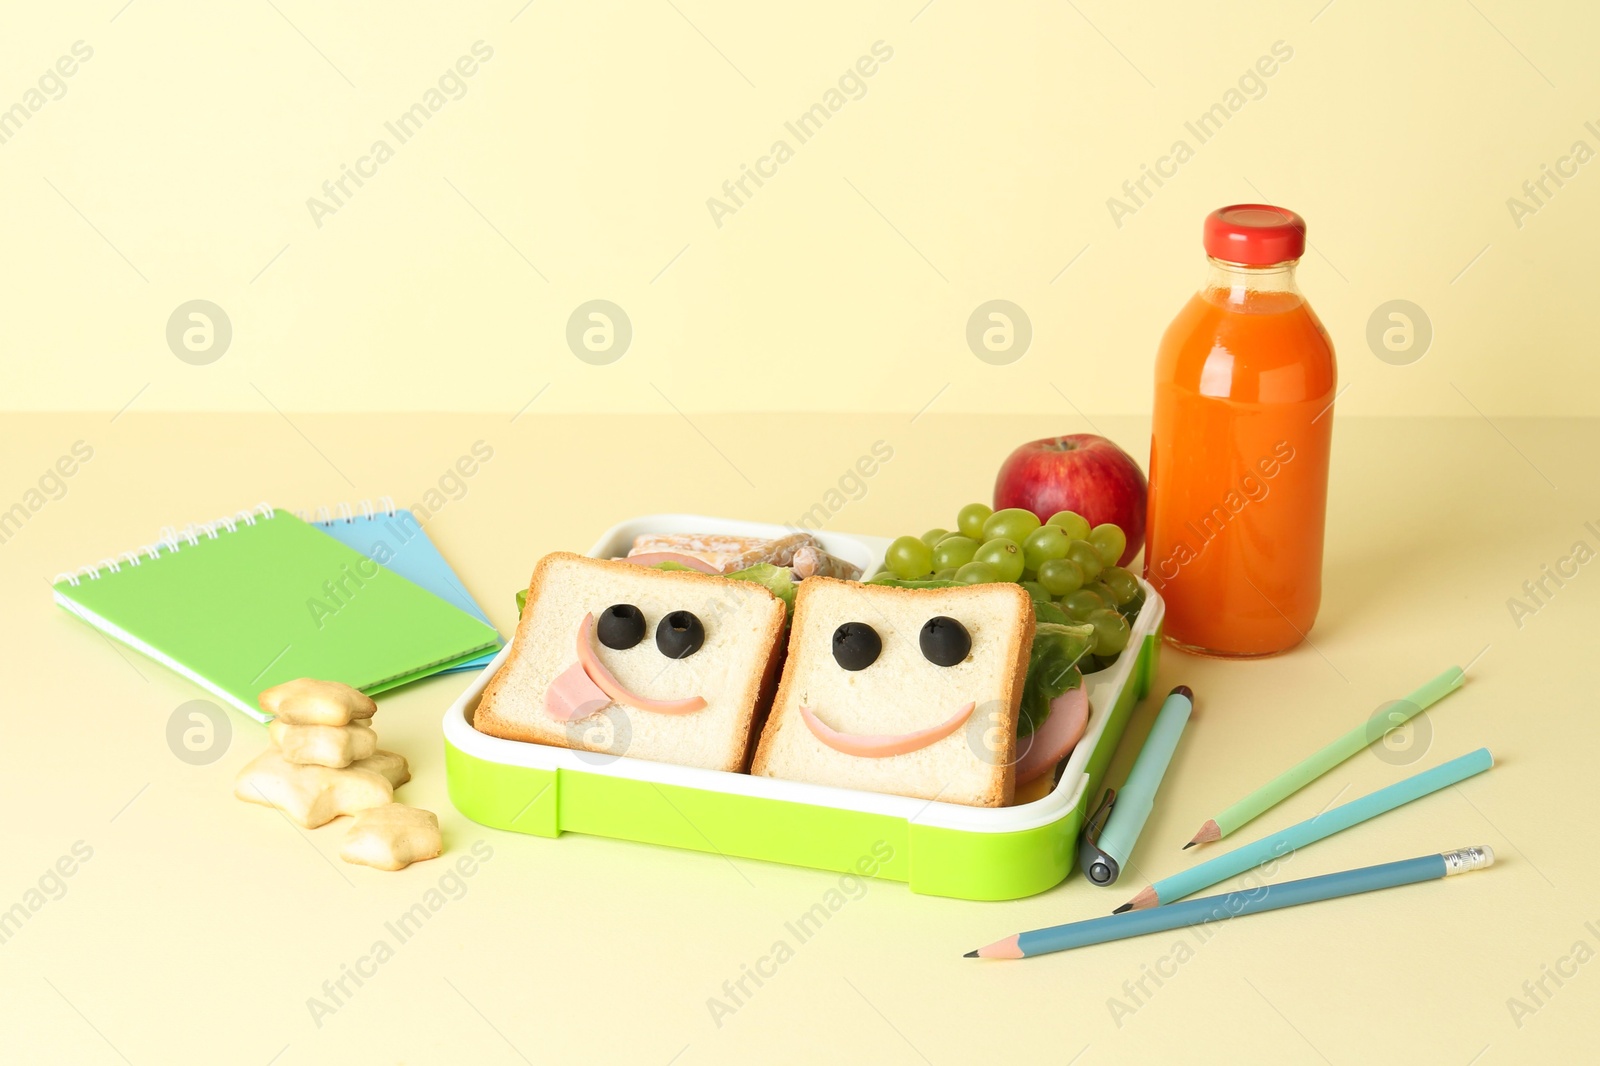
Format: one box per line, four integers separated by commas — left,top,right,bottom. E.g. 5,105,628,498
1203,204,1306,265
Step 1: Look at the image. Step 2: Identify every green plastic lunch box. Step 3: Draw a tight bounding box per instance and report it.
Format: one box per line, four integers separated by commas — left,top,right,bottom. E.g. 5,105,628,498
443,514,1163,901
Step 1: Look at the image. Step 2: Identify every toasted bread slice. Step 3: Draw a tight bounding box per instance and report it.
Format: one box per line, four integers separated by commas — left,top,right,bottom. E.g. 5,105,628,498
751,578,1033,807
475,552,786,773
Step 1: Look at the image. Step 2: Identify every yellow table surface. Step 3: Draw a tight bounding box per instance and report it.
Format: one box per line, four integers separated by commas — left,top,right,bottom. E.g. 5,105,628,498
1,411,1595,1064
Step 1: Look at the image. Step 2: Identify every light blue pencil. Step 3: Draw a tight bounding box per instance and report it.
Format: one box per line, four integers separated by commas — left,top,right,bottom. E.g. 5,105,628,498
1118,747,1493,912
968,846,1494,959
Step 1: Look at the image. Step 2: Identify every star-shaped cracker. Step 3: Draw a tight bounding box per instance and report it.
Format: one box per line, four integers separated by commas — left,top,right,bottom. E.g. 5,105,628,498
340,804,442,871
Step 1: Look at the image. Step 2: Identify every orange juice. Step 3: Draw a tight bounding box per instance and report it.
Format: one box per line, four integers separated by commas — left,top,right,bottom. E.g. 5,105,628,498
1145,205,1336,657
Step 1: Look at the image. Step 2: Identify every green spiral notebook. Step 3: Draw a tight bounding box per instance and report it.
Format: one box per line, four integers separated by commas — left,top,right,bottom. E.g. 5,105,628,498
52,506,500,722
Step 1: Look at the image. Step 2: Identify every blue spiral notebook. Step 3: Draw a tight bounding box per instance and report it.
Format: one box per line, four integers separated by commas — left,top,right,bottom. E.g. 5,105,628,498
300,499,502,673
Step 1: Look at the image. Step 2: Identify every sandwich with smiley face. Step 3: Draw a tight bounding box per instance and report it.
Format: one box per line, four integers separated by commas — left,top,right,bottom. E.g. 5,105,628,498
474,552,787,772
751,577,1035,807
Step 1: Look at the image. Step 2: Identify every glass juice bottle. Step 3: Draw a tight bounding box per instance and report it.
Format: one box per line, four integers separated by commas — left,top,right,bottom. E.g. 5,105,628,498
1146,205,1336,657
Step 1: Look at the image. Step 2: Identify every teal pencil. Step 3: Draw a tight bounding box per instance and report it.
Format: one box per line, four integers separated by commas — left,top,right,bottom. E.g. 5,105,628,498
967,846,1494,959
1119,747,1493,912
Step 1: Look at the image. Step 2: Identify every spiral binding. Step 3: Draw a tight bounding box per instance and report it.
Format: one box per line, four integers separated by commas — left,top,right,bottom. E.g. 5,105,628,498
295,497,398,526
52,503,276,586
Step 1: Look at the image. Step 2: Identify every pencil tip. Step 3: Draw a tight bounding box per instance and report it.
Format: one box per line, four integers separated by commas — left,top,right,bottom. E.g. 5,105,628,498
1182,841,1195,850
963,950,978,958
1187,819,1222,847
1112,903,1132,914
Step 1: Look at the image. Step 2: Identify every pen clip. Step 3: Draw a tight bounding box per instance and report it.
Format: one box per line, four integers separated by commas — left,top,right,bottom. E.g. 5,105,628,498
1084,787,1116,847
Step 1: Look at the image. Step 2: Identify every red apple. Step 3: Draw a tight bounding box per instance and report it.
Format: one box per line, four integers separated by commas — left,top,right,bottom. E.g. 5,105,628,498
993,434,1147,566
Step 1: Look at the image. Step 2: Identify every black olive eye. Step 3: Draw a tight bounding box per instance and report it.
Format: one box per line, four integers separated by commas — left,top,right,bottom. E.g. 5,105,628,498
656,610,705,659
919,616,971,667
597,604,646,649
831,622,881,671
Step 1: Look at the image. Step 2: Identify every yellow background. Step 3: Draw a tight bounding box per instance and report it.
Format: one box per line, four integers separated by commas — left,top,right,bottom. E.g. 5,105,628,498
4,0,1597,415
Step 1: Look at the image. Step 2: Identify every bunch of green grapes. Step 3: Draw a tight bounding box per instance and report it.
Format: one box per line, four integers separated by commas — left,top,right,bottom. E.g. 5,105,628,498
876,504,1143,666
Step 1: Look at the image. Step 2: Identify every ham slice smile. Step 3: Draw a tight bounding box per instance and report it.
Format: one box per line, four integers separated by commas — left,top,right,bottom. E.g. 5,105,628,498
544,613,708,722
799,702,976,758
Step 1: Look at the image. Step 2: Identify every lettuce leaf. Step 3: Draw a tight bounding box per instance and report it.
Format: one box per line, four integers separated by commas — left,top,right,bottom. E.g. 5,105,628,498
864,575,961,590
1032,599,1070,627
725,562,797,618
1019,622,1093,736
